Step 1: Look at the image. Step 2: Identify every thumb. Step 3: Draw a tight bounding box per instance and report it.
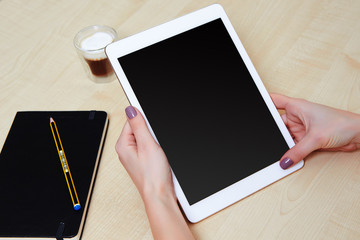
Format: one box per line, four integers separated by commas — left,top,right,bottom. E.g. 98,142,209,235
279,135,319,169
125,106,157,149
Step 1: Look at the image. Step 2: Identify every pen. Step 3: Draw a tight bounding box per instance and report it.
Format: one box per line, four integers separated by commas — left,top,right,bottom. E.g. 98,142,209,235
50,117,81,211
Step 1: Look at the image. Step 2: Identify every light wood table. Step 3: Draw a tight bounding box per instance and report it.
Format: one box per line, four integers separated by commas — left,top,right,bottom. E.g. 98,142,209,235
1,0,360,239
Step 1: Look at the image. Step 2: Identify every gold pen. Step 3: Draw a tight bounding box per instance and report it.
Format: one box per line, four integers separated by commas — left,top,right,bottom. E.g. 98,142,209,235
50,117,81,211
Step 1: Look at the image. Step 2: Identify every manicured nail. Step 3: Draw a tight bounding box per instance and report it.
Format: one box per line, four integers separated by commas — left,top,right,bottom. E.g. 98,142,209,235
125,106,137,119
280,157,294,170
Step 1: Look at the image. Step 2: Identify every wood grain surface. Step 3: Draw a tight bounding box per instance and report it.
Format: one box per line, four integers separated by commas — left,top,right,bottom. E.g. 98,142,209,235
1,0,359,239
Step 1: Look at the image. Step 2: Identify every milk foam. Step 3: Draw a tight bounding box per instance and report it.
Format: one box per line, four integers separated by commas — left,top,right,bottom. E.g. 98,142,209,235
81,32,113,50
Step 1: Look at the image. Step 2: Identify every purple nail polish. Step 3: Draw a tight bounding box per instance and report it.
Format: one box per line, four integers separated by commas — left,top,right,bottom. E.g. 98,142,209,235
125,106,137,119
280,157,294,170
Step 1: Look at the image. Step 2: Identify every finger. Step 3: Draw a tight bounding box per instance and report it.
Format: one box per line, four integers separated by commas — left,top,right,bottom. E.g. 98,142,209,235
279,135,320,169
270,93,291,110
116,121,132,148
281,113,288,126
125,106,157,150
115,121,136,160
119,120,132,138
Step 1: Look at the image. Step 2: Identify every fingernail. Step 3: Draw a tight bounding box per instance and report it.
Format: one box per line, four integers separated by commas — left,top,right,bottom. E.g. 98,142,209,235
280,157,294,170
125,106,137,119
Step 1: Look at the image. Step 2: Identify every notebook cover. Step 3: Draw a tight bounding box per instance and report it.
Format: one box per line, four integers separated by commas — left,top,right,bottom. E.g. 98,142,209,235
0,111,108,239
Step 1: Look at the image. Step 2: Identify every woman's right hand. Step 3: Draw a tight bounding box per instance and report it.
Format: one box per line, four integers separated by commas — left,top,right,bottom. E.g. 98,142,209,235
271,94,360,169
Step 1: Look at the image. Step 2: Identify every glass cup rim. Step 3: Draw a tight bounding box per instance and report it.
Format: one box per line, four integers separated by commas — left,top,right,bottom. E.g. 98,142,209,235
73,25,117,53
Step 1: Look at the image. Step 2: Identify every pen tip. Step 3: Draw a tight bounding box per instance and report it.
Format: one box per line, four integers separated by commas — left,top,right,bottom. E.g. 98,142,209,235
50,117,54,123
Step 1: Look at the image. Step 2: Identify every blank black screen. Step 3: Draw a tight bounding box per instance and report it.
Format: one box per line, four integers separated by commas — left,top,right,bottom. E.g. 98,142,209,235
118,19,288,205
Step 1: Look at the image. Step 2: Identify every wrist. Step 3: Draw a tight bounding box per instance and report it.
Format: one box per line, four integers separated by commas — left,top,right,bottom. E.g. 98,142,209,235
142,185,194,240
141,183,177,208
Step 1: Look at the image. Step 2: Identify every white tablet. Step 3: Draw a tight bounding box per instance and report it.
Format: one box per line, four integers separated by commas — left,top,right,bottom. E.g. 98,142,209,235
106,4,304,223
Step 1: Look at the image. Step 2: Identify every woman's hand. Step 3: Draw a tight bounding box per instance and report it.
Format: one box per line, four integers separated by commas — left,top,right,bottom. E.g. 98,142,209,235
115,106,195,240
115,106,174,200
271,94,360,169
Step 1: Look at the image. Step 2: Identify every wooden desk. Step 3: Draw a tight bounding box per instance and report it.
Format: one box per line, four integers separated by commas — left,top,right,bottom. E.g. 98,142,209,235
1,0,360,239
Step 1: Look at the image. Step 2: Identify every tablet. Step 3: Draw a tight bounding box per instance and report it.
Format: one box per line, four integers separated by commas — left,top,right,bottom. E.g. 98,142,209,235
106,4,304,223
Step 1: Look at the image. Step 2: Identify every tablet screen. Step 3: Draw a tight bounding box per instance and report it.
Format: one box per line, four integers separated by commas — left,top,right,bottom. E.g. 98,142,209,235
118,18,289,205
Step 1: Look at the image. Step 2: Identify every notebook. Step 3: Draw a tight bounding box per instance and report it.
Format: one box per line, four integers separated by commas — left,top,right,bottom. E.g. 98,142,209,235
0,111,108,240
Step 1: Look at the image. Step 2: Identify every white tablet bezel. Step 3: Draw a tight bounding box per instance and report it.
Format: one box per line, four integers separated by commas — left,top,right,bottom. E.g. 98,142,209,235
106,4,304,223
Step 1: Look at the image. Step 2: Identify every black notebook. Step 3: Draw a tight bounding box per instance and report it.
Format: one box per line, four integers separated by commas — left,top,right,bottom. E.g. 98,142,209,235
0,111,108,240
